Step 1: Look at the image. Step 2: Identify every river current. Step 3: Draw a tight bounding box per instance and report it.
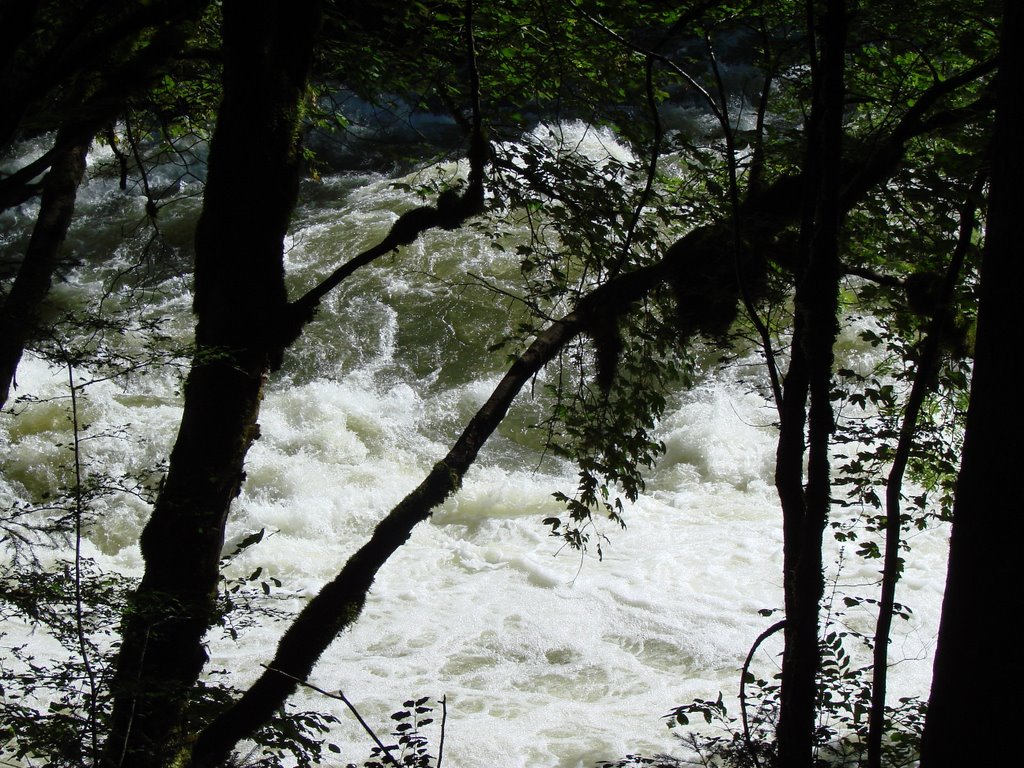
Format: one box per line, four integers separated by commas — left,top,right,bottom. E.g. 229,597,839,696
0,125,950,767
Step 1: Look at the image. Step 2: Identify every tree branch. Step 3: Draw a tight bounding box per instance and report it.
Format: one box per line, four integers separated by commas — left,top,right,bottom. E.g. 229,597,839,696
568,0,724,123
260,665,400,768
740,619,786,768
286,0,488,332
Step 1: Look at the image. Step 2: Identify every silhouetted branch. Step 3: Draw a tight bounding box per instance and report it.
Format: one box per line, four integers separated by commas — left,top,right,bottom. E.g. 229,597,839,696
740,619,786,768
261,665,400,768
287,0,488,333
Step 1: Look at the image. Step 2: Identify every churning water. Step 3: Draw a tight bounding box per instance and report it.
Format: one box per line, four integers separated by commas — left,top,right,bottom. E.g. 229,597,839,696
0,126,950,767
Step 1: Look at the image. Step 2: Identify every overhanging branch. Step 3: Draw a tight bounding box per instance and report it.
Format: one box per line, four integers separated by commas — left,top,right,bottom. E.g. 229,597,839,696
286,0,488,334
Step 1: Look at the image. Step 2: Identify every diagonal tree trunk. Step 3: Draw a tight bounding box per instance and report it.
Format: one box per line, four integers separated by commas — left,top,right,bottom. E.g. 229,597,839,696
0,128,90,408
187,304,584,767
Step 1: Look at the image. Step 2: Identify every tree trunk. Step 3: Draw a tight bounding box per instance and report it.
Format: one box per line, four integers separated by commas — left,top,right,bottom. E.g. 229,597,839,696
865,177,980,768
775,2,846,766
101,2,322,766
919,3,1021,766
187,304,582,766
0,129,90,408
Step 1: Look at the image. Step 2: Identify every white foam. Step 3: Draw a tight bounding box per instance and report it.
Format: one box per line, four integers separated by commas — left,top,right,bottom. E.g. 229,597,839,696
0,144,952,767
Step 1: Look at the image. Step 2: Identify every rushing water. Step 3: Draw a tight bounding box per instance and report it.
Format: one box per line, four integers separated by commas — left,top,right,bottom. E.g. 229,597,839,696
0,127,950,767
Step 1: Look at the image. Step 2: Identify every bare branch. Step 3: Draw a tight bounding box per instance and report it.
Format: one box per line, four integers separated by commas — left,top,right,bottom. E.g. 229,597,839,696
740,619,786,768
260,665,400,768
569,0,724,123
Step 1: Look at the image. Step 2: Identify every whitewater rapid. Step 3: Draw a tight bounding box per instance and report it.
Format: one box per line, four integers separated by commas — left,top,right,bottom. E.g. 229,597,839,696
0,129,950,767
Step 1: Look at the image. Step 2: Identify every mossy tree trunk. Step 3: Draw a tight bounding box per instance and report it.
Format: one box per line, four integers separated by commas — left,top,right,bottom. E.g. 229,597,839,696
102,2,322,766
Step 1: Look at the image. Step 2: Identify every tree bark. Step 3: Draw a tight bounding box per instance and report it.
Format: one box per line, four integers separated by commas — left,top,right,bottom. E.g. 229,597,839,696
101,2,322,766
0,129,90,408
919,3,1021,766
775,2,846,766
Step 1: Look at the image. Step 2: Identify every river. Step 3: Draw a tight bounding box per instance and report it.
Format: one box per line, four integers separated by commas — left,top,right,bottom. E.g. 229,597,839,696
0,123,950,767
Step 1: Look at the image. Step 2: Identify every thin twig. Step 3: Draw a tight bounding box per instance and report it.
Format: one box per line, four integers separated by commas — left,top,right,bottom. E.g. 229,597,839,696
608,54,662,281
125,117,159,222
739,619,786,768
260,665,400,767
705,26,784,415
569,0,723,122
748,2,774,192
338,691,401,768
437,695,448,768
67,362,99,763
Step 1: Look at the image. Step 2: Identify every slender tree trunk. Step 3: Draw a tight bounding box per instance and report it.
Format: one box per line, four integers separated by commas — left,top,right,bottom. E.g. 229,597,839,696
0,129,90,408
865,177,980,768
919,4,1021,766
102,3,321,766
775,2,846,766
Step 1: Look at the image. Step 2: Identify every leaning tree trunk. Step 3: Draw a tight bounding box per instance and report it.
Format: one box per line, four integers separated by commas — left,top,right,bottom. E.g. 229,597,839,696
0,128,90,408
102,3,322,766
919,3,1020,767
774,2,846,766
